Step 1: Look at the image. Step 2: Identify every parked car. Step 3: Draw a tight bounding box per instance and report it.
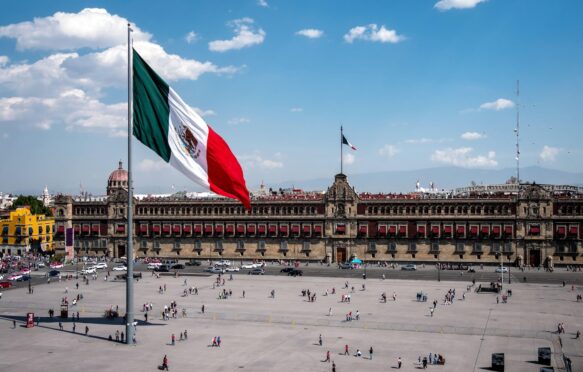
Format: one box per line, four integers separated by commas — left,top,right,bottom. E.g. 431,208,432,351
495,267,509,273
171,264,185,270
248,268,265,275
339,262,353,269
112,266,127,271
0,281,13,288
37,262,45,268
401,264,417,271
20,268,31,275
8,274,23,281
48,270,60,277
467,267,476,273
224,266,240,272
185,260,201,266
81,268,96,275
280,267,294,273
147,263,162,270
215,260,231,267
241,263,260,269
50,263,64,269
205,267,225,274
16,275,30,282
93,262,108,269
288,269,303,277
154,265,170,273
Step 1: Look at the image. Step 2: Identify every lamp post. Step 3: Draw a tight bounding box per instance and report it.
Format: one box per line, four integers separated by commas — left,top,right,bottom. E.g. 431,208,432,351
437,259,441,282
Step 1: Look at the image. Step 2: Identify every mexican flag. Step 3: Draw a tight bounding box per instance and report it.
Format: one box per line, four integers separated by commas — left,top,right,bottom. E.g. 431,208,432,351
132,49,250,209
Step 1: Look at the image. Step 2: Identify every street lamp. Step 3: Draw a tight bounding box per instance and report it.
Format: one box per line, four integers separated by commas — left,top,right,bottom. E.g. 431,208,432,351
437,259,441,282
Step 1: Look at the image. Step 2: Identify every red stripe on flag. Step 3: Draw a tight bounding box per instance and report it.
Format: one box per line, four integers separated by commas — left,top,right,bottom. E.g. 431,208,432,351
206,126,251,209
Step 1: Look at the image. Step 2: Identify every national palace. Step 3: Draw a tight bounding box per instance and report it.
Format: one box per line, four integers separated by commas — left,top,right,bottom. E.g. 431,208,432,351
52,162,583,267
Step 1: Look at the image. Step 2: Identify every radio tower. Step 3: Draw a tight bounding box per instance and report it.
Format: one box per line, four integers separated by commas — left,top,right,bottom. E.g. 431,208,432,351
515,80,520,185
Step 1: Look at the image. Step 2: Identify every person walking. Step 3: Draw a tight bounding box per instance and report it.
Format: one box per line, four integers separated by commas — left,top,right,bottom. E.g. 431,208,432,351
72,322,76,333
12,320,16,329
162,355,169,371
184,330,188,340
85,325,89,335
59,322,63,331
115,330,119,342
325,350,331,362
344,344,349,356
398,357,402,368
171,333,175,345
430,307,434,317
332,361,336,372
201,304,205,314
369,346,373,360
319,334,323,346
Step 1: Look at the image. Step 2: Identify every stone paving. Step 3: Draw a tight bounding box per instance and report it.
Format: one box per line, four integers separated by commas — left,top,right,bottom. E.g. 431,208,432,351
0,271,581,371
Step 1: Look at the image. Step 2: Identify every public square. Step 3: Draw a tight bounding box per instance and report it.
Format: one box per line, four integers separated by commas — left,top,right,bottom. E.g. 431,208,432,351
1,268,581,371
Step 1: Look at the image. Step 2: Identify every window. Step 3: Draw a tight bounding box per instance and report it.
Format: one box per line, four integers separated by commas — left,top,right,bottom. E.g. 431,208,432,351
408,242,417,253
367,242,377,253
388,242,397,252
455,243,465,253
503,242,513,253
430,242,440,253
140,240,148,250
194,241,202,252
215,241,223,251
153,241,161,250
491,243,500,254
237,241,245,251
173,241,181,251
302,241,311,251
280,241,288,251
257,241,266,251
473,243,482,253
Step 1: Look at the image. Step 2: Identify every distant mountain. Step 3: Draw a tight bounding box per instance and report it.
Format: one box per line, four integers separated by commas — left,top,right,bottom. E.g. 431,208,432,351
273,166,583,194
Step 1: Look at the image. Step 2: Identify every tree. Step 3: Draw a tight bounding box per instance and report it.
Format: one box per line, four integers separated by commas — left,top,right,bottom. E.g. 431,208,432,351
10,195,53,216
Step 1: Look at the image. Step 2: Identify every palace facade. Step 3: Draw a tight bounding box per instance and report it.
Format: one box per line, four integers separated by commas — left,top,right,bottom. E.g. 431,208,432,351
53,162,583,266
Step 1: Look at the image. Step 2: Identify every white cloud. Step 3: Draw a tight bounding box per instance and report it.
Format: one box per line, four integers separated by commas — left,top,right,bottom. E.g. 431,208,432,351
460,131,485,140
296,29,324,39
434,0,487,11
185,31,198,44
209,18,265,52
257,0,269,7
431,147,497,168
343,153,355,165
193,107,216,117
479,98,515,111
344,24,405,44
290,107,303,113
241,153,283,169
228,117,250,125
0,56,8,66
405,138,449,144
378,144,399,158
539,145,559,162
138,159,168,172
0,8,151,51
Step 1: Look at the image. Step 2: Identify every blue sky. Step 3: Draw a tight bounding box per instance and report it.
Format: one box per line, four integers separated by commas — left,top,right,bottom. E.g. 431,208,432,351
1,0,582,195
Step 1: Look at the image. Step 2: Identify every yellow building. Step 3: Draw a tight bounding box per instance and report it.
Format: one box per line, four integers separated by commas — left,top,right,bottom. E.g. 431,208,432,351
0,207,55,255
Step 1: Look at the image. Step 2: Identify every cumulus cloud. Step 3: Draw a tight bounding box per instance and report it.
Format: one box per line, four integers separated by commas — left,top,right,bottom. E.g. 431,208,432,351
138,159,168,172
460,132,485,140
290,107,303,113
378,144,399,158
434,0,487,11
431,147,497,168
344,24,404,44
209,18,265,52
343,153,355,165
479,98,515,111
185,31,198,44
193,107,216,117
257,0,269,7
228,117,250,125
0,8,151,50
296,29,324,39
241,153,283,169
539,145,559,162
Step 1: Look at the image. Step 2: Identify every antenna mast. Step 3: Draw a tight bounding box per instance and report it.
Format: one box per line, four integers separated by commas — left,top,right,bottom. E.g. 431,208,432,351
515,80,520,185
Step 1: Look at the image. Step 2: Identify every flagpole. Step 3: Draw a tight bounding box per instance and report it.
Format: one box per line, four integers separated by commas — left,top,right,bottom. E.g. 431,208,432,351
340,125,343,175
126,23,135,345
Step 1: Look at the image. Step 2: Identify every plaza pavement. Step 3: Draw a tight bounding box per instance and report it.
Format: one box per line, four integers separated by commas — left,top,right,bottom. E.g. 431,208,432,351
0,271,581,371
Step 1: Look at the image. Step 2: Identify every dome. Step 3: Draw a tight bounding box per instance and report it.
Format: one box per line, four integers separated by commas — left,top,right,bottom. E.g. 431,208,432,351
108,161,128,182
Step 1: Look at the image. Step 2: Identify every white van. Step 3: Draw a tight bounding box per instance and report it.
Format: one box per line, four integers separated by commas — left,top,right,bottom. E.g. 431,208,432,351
147,262,162,270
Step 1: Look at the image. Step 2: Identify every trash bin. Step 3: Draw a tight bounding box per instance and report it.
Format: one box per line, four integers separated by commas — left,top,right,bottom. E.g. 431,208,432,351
492,353,504,372
538,347,551,366
60,304,68,318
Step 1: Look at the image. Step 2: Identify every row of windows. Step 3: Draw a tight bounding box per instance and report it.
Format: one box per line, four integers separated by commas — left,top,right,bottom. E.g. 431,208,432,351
135,205,321,216
556,205,583,216
368,241,515,253
136,240,311,252
365,204,513,216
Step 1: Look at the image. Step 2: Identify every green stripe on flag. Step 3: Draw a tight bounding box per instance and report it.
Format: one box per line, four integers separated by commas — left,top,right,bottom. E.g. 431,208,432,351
133,49,172,162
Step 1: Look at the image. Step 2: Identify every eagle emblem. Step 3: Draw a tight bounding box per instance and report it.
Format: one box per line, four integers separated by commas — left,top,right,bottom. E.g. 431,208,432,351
178,123,201,160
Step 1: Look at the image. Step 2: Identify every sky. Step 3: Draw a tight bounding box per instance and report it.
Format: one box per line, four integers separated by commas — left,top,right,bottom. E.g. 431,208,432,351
1,0,582,196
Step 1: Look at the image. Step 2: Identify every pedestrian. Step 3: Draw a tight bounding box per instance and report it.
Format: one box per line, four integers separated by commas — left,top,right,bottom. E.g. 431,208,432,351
576,330,580,339
332,361,336,372
121,331,124,343
496,296,499,304
133,334,136,344
85,325,89,335
171,333,175,345
243,290,245,298
115,330,119,342
355,349,362,357
328,307,332,317
73,323,76,333
369,346,373,360
201,304,205,314
423,357,428,368
344,344,349,355
13,320,16,329
184,330,188,340
180,332,183,341
59,322,63,331
398,356,402,368
162,355,169,371
324,350,331,362
430,307,434,317
217,336,221,347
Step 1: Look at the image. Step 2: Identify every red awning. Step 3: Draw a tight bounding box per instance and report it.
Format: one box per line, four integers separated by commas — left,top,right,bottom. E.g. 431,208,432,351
57,226,65,233
492,226,500,234
569,226,578,235
226,225,234,233
183,225,191,232
314,225,322,234
140,225,148,233
481,226,490,234
431,226,439,234
152,225,161,233
504,226,512,235
173,225,181,233
556,226,565,235
247,225,256,233
292,225,300,233
280,225,288,233
237,225,245,233
457,226,465,234
379,226,387,235
398,225,406,234
444,226,452,233
82,225,90,232
74,225,80,233
388,225,396,234
116,225,125,233
529,226,540,234
92,224,100,232
258,225,266,233
359,226,368,233
215,225,223,233
269,225,276,233
418,226,426,234
162,225,171,233
470,226,478,234
336,225,346,233
204,225,212,233
303,225,311,234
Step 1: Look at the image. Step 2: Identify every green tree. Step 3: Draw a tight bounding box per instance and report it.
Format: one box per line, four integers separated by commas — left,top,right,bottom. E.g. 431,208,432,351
10,195,53,216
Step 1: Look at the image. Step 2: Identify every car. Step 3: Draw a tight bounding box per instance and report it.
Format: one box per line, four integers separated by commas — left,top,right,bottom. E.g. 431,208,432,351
495,267,509,273
185,260,201,266
8,274,23,281
401,264,417,271
117,272,143,280
248,268,265,275
112,266,127,271
48,270,60,277
20,268,31,275
37,262,45,268
205,267,225,274
288,269,303,277
80,268,96,275
224,266,240,272
147,263,162,270
280,267,294,273
0,281,13,288
154,265,170,273
240,263,259,269
171,264,185,270
339,262,353,269
50,263,64,269
215,260,231,267
16,275,30,282
93,262,108,269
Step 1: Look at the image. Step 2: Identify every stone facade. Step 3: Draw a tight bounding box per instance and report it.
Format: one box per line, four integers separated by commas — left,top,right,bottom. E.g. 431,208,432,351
52,165,583,266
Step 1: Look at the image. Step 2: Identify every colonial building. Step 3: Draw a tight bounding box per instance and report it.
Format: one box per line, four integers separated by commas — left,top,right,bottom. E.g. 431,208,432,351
53,163,583,266
0,207,55,256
